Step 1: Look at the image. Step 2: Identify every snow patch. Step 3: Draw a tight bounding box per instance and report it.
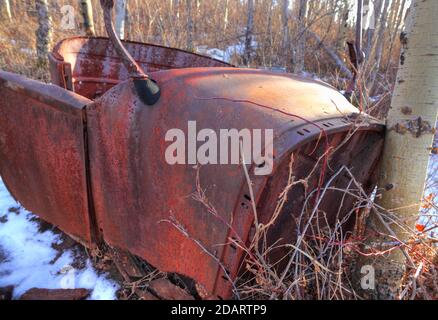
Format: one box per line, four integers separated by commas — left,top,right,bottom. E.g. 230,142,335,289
0,177,119,300
196,40,258,64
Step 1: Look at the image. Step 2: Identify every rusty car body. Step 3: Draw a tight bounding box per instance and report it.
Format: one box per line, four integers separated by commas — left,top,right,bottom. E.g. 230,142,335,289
0,1,385,299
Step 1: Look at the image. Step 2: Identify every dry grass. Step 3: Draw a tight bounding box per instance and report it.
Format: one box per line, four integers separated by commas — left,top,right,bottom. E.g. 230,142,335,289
163,114,437,300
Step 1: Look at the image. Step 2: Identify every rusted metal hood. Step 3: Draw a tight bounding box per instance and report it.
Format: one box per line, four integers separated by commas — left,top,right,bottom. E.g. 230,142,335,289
85,67,384,298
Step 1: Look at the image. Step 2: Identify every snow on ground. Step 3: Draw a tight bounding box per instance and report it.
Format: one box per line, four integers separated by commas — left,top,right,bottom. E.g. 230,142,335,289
0,177,119,300
196,40,257,63
420,136,438,228
425,154,438,196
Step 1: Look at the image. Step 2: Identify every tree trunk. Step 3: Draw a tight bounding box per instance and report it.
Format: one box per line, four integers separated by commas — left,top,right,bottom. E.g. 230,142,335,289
174,0,180,19
293,0,307,74
369,0,390,94
364,0,383,59
355,0,364,64
80,0,95,36
265,0,274,67
384,0,408,73
193,0,200,40
0,0,12,21
356,0,438,300
363,0,372,58
35,0,52,68
281,0,289,69
336,0,350,52
223,0,229,34
243,0,254,67
171,0,181,46
115,0,127,40
186,0,194,51
124,0,131,39
372,0,390,64
387,0,401,34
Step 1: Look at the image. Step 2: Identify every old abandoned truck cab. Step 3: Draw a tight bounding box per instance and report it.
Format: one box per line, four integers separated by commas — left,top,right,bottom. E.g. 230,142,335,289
0,1,384,299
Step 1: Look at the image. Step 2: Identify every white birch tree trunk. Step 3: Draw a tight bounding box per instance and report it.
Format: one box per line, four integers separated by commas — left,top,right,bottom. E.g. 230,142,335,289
357,0,438,299
174,0,180,19
243,0,254,67
293,0,307,74
80,0,95,36
186,0,194,51
124,1,131,39
337,0,350,51
384,0,408,73
35,0,52,68
265,0,274,67
223,0,229,34
115,0,127,40
369,0,390,94
0,0,12,21
281,0,289,69
364,0,383,59
387,0,401,33
355,0,364,64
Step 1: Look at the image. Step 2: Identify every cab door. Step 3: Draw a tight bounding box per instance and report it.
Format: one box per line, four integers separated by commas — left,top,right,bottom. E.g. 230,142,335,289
0,70,95,246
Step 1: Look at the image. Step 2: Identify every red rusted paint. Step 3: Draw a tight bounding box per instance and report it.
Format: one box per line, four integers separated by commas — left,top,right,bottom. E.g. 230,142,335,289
0,37,385,300
48,37,230,100
85,67,384,299
0,71,94,246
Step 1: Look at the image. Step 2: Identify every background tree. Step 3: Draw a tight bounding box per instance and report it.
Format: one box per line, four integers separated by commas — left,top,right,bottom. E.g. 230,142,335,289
384,0,408,74
35,0,52,68
281,0,290,69
293,0,307,74
0,0,415,86
80,0,95,36
0,0,12,21
336,0,351,52
223,0,229,35
355,0,363,64
186,0,194,51
243,0,254,66
356,0,438,299
115,0,127,40
369,0,390,94
364,0,382,59
264,0,274,67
